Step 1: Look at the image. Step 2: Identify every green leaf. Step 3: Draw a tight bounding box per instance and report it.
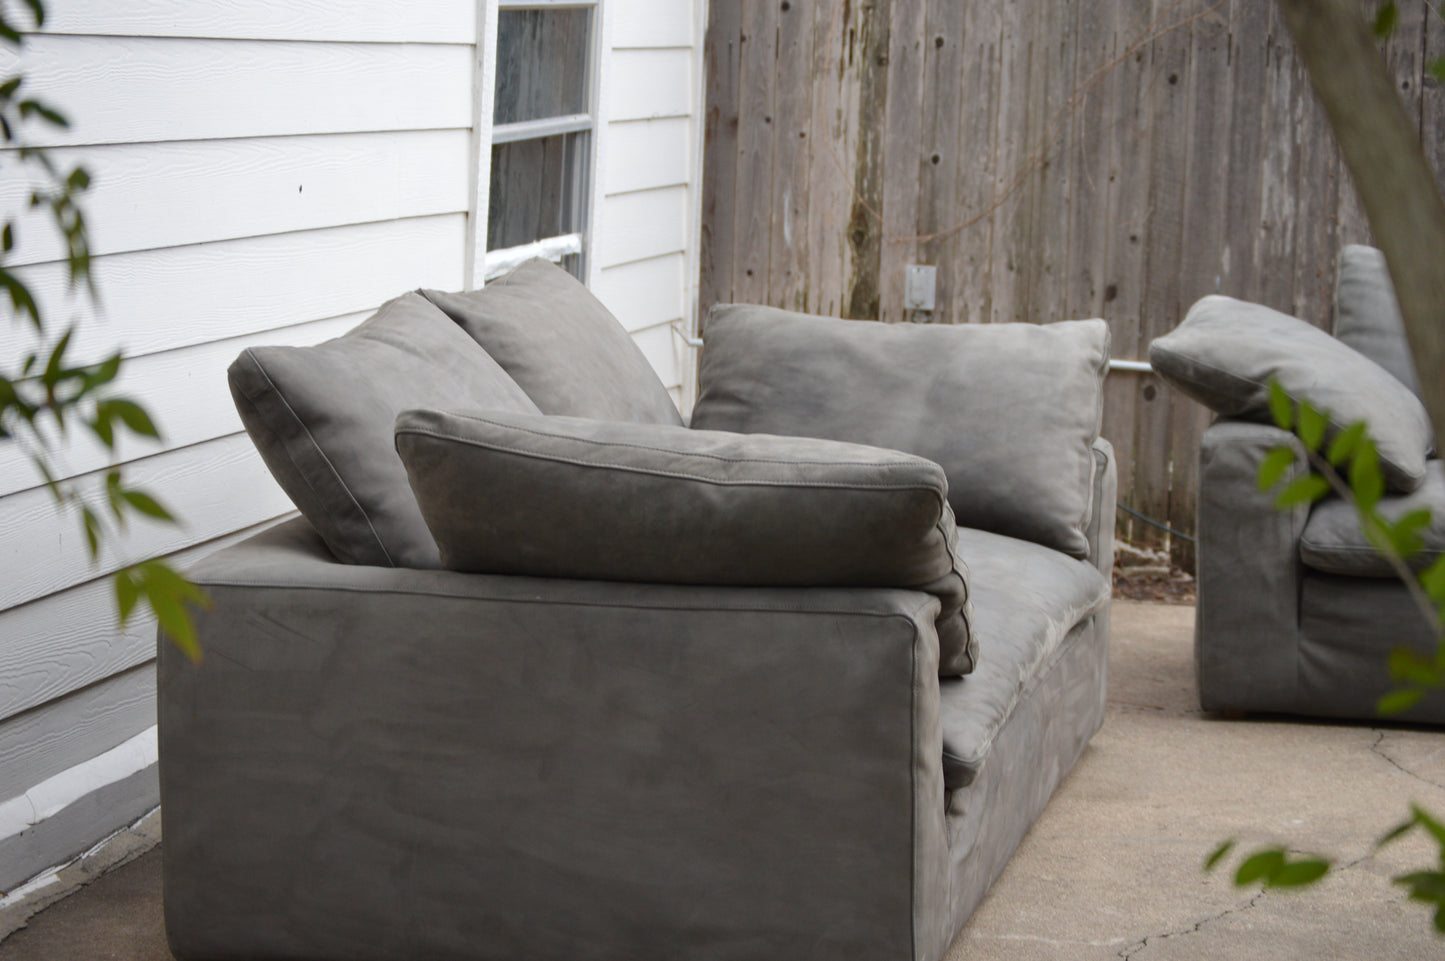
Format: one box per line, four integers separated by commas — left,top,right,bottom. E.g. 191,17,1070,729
1378,687,1427,716
1236,848,1286,886
136,561,209,663
1411,806,1445,848
106,398,160,439
79,504,101,560
1275,474,1331,510
1268,380,1294,430
1386,648,1437,687
1271,858,1330,888
1432,56,1445,85
1298,402,1328,452
1378,818,1418,849
1386,509,1434,559
1422,557,1445,606
121,489,175,523
1258,446,1296,492
1350,439,1385,514
113,567,141,624
1205,839,1236,872
1374,1,1399,38
0,76,22,99
1328,422,1366,466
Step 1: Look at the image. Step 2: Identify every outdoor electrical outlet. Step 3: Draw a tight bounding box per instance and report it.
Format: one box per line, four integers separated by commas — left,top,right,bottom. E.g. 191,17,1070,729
904,265,936,312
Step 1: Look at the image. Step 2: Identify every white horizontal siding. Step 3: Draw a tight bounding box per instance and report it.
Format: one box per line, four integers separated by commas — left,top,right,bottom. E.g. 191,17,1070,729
1,36,472,148
1,131,470,266
604,117,694,196
0,433,293,615
0,520,285,724
612,0,694,49
595,253,686,332
38,0,475,43
0,665,153,801
597,186,690,268
1,215,467,366
606,48,694,121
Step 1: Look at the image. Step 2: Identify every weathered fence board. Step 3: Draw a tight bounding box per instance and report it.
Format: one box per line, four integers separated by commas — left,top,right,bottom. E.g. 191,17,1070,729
701,0,1445,569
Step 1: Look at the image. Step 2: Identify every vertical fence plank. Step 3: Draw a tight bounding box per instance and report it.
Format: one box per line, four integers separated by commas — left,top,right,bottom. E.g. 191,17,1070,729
1028,0,1077,325
988,0,1027,325
732,0,778,303
771,0,815,313
842,0,891,320
699,0,742,319
807,0,852,318
1289,26,1342,326
917,0,965,325
952,2,1002,326
1423,11,1445,189
1065,0,1113,324
1135,0,1193,554
879,0,926,324
1256,11,1299,315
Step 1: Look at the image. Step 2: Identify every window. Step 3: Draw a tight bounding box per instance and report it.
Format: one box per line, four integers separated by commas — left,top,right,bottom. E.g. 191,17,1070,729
482,1,599,282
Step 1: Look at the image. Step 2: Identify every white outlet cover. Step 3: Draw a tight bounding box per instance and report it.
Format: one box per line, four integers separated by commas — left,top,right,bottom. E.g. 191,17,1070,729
905,265,936,311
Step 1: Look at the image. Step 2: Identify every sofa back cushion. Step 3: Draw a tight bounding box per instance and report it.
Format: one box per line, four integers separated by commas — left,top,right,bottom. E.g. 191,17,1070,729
1149,295,1433,492
1334,244,1422,399
229,292,540,569
421,258,683,426
689,307,1110,560
395,408,978,675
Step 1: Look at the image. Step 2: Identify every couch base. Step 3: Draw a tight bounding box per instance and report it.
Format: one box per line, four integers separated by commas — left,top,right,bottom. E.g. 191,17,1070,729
160,521,1108,961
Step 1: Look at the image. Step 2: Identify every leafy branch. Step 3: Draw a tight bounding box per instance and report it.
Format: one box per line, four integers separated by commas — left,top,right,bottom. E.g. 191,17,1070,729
1207,379,1445,930
0,0,206,659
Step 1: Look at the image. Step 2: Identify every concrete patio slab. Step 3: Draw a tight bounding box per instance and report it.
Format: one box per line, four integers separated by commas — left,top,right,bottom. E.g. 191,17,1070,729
2,599,1443,960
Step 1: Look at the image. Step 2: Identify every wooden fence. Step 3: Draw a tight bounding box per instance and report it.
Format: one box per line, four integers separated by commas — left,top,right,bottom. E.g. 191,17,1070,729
701,0,1445,569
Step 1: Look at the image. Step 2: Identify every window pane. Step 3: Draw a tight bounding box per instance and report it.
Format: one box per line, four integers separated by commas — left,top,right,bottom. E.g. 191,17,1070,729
494,8,591,125
487,131,587,251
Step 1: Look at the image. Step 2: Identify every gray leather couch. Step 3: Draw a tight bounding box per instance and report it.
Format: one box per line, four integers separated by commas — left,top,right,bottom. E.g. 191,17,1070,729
160,262,1116,960
1152,246,1444,722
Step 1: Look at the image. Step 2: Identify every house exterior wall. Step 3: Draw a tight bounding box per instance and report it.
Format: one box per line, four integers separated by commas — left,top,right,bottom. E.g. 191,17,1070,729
0,0,706,897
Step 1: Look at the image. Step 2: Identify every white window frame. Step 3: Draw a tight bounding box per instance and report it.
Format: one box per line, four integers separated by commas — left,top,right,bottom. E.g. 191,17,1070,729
466,0,607,289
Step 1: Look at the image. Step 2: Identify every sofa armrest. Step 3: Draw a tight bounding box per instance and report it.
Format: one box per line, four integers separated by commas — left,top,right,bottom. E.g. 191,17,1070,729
160,519,950,961
1195,419,1311,713
1086,437,1118,581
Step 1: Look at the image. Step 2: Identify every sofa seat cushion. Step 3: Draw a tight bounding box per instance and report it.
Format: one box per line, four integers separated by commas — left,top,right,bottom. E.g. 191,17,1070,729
691,306,1110,559
395,408,978,674
421,258,683,427
1300,459,1445,577
939,528,1110,788
1149,295,1433,492
228,292,540,569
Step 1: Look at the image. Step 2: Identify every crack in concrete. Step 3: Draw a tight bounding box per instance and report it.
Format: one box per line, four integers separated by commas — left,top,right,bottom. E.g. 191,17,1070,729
1115,890,1265,960
1369,729,1445,792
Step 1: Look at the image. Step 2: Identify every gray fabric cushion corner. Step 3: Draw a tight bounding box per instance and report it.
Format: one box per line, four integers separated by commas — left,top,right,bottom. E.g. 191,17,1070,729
420,258,683,427
690,306,1110,559
394,408,977,675
1300,459,1445,577
1149,295,1433,492
939,528,1110,788
1334,245,1422,398
228,292,540,568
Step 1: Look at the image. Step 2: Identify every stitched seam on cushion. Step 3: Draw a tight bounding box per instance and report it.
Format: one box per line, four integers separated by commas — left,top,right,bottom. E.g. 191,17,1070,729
399,425,949,498
239,354,396,567
404,413,931,467
198,576,942,623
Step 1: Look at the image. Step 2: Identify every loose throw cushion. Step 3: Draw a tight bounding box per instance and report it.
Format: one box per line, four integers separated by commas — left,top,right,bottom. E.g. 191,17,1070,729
394,408,978,675
421,258,683,426
229,292,540,568
1334,245,1422,399
1149,295,1433,493
1299,460,1445,577
690,306,1110,559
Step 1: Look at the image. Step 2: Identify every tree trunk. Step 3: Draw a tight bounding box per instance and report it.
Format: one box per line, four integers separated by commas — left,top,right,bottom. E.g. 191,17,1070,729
1274,0,1445,456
